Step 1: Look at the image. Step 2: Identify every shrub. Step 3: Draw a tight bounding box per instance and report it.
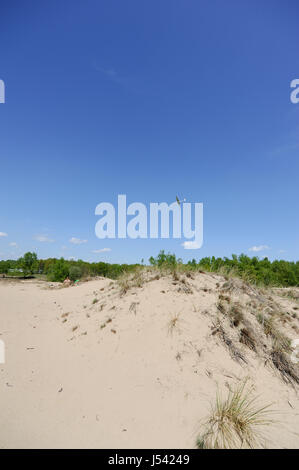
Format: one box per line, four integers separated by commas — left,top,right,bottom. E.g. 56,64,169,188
47,259,69,282
69,265,82,281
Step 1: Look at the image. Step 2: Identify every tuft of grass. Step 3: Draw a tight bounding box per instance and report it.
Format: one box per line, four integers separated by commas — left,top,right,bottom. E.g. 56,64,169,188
212,322,247,364
218,294,231,303
118,268,145,295
257,314,291,353
196,381,273,449
92,298,98,304
167,313,180,335
239,327,257,352
228,303,243,327
270,348,299,385
118,273,130,295
129,301,138,315
216,300,226,314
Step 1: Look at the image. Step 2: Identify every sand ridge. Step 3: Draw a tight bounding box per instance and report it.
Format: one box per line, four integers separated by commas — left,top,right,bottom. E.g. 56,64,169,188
0,272,299,448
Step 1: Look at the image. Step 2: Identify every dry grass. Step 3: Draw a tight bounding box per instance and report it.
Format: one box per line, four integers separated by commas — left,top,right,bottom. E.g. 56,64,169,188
212,322,247,364
129,301,138,315
257,314,291,352
167,313,181,335
196,381,273,449
118,269,145,295
239,327,257,352
228,303,243,327
270,348,299,385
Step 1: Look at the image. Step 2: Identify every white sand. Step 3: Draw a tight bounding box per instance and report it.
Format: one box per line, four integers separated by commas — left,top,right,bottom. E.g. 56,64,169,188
0,273,299,448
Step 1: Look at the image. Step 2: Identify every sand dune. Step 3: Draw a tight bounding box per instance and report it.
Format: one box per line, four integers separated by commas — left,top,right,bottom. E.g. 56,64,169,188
0,271,299,448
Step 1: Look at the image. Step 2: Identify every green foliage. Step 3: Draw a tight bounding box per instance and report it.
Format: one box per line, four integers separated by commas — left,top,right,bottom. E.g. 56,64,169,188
149,250,179,269
17,252,38,277
1,250,298,287
150,251,299,287
195,254,299,287
47,258,69,282
0,260,10,274
68,265,83,281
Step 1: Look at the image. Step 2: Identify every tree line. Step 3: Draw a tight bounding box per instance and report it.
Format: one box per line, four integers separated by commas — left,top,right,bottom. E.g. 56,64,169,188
0,252,137,282
0,251,298,287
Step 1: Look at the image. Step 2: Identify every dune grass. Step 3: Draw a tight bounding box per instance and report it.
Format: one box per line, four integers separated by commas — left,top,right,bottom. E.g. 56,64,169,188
196,381,273,449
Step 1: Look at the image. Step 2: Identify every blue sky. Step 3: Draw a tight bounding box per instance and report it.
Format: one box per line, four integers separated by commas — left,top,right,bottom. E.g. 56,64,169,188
0,0,299,264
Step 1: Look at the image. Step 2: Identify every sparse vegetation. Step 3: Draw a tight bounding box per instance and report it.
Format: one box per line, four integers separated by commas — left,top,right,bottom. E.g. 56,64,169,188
118,268,145,295
270,348,299,385
228,303,243,327
257,314,291,352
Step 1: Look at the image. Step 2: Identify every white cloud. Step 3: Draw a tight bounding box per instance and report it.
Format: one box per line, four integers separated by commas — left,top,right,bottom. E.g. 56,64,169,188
248,245,270,252
181,241,200,250
278,249,286,254
0,232,8,237
92,248,111,253
9,242,18,247
69,237,88,245
34,235,54,243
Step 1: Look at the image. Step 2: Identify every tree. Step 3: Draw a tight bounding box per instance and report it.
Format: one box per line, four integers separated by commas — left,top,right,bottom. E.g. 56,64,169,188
0,260,9,274
69,265,82,281
47,258,69,282
18,252,38,277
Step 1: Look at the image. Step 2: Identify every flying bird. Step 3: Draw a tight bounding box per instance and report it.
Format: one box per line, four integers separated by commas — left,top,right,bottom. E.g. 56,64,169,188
176,195,186,206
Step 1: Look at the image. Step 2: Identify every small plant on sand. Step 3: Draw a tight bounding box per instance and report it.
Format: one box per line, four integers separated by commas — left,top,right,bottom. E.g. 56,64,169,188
216,300,226,314
257,314,291,352
196,381,273,449
118,268,145,295
270,347,299,385
92,298,98,304
118,273,130,295
167,313,180,335
239,327,257,352
228,303,243,327
131,268,144,288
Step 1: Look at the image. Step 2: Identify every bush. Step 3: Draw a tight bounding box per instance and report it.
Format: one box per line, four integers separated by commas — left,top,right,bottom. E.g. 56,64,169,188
47,259,69,282
0,260,9,274
69,265,83,281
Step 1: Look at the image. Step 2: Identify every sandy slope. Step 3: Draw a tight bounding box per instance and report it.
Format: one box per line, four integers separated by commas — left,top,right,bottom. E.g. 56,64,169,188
0,272,299,449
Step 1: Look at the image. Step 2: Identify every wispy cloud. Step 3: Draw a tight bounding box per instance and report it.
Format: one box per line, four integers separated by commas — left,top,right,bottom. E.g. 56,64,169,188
92,248,111,253
34,235,55,243
92,61,139,92
93,62,119,79
181,241,200,250
248,245,270,252
9,242,18,247
69,237,88,245
0,232,8,237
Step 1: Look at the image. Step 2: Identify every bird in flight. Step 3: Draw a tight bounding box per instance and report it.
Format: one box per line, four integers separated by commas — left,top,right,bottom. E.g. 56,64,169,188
176,195,186,206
